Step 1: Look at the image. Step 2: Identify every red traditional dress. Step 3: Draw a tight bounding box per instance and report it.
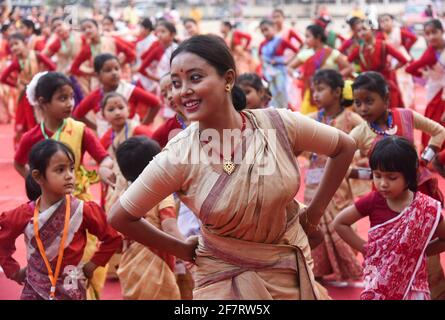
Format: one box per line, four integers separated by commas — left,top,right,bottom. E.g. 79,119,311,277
406,46,445,149
355,191,442,300
69,36,136,95
0,196,122,300
72,80,160,137
348,39,408,108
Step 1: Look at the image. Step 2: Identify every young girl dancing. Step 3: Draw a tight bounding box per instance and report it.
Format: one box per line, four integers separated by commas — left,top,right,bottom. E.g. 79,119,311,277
0,139,122,300
349,71,445,299
304,69,363,283
334,136,445,300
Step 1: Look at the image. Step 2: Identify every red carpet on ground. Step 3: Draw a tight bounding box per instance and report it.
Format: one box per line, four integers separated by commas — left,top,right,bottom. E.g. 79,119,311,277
0,84,443,299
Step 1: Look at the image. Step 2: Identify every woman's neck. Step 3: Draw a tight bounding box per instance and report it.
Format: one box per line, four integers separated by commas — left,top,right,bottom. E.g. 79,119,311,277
17,50,28,59
199,103,243,137
39,192,65,212
324,101,342,117
43,115,65,133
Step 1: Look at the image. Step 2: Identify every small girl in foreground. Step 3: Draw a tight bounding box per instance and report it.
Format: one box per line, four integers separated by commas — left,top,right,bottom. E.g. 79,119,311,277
334,136,445,300
0,139,122,300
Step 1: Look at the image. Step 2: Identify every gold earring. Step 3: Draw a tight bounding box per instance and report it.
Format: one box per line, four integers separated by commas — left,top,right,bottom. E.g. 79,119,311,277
225,84,231,92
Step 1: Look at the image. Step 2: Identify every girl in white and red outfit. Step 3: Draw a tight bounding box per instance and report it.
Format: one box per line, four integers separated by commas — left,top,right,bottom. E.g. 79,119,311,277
138,20,178,119
43,17,86,106
0,32,56,148
70,18,136,96
406,19,445,150
377,13,418,109
73,53,161,137
133,18,159,93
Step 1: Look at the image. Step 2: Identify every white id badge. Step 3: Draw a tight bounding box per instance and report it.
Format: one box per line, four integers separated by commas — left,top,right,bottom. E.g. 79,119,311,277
305,168,325,185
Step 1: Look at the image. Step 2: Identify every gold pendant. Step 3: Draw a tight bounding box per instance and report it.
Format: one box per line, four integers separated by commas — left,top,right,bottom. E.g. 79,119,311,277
223,159,236,175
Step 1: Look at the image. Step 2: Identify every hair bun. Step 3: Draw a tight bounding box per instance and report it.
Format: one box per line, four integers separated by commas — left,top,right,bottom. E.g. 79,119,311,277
26,71,48,107
231,85,246,111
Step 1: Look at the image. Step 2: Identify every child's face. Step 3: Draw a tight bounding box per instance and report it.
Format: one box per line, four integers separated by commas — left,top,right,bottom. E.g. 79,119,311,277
160,75,184,114
155,25,174,44
357,24,373,42
19,25,33,37
35,150,75,197
98,59,121,89
103,96,129,128
373,169,407,199
353,88,388,123
351,21,363,36
272,12,284,27
239,83,264,109
379,16,393,33
102,19,114,33
41,85,74,121
184,21,199,37
424,24,444,48
312,82,341,110
81,21,99,40
305,30,316,48
260,24,275,40
9,38,26,56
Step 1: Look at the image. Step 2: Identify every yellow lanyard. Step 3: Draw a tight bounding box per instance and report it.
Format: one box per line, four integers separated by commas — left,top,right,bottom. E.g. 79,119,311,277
33,195,71,300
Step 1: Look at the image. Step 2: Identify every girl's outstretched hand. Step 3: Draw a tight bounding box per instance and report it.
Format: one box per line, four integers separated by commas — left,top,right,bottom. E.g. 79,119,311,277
99,166,116,188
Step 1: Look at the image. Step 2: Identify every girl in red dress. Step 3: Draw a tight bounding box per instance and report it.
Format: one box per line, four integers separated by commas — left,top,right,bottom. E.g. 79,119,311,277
0,32,56,148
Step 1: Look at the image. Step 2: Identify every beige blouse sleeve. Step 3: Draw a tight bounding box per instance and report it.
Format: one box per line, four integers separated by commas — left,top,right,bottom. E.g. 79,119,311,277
119,142,186,218
412,111,445,148
279,110,340,156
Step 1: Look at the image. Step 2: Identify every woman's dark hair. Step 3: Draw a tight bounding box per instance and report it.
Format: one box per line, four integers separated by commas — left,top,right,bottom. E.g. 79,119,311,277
222,21,233,30
352,71,389,99
369,136,418,192
101,91,128,110
156,20,177,35
8,32,26,43
36,72,73,104
346,16,362,28
171,34,246,110
116,136,161,182
312,69,353,107
424,19,443,31
306,24,327,43
259,19,274,28
94,53,119,73
27,140,75,200
81,18,99,28
50,16,63,26
1,23,11,34
140,17,154,31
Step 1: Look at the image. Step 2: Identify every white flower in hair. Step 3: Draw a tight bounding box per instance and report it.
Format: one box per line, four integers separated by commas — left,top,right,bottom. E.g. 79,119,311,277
26,71,48,107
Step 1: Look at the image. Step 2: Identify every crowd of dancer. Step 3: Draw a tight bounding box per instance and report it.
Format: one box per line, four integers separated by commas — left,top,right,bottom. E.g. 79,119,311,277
1,4,445,300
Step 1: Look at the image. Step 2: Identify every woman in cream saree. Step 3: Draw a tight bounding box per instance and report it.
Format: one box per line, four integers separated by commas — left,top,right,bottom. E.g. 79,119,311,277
108,35,357,300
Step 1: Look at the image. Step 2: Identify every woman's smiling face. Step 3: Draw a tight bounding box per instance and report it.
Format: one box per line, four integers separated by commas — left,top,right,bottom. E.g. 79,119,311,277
170,52,233,122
